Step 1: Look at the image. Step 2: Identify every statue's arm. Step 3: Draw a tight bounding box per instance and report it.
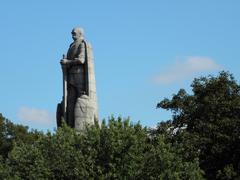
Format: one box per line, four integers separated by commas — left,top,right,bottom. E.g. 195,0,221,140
60,42,85,66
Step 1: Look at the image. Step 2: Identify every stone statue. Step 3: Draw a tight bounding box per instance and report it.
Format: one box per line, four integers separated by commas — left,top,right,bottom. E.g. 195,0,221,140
56,27,98,131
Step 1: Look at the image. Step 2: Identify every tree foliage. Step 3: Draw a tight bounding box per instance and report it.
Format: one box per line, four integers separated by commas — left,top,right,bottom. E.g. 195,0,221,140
4,71,239,179
0,115,203,179
157,71,240,179
0,114,41,159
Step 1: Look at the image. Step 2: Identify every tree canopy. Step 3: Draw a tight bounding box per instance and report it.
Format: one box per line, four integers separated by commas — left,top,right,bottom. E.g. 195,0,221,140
157,71,240,179
0,115,203,179
1,71,240,179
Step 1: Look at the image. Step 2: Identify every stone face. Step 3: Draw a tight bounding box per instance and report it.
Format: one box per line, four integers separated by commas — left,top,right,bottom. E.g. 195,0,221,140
56,27,98,131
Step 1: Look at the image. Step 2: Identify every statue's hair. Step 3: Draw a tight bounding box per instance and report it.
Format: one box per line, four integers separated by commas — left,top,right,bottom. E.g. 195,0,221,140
72,27,84,35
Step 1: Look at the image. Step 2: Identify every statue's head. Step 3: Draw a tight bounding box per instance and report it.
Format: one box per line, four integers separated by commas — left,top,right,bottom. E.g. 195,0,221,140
71,27,84,41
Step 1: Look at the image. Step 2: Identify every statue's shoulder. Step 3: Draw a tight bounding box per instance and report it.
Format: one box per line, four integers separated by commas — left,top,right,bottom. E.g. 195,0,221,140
82,40,91,48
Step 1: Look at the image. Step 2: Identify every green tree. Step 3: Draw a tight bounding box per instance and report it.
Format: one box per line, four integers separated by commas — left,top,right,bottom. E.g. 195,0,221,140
0,113,41,159
1,116,203,179
142,133,203,180
94,117,148,179
157,71,240,179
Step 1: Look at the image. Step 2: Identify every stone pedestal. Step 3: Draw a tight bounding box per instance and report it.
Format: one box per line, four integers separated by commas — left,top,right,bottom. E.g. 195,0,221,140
74,95,95,131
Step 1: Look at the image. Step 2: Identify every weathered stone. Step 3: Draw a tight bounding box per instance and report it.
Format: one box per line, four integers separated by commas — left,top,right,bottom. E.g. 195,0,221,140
56,27,98,131
74,95,95,131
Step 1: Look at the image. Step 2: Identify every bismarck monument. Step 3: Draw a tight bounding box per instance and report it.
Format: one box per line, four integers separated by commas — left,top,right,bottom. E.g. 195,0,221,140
56,27,98,131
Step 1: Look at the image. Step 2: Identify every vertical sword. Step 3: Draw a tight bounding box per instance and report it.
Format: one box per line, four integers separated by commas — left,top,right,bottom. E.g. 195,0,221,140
62,55,68,122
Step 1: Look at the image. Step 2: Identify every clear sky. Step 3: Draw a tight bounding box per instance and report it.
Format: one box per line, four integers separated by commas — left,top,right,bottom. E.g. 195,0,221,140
0,1,240,131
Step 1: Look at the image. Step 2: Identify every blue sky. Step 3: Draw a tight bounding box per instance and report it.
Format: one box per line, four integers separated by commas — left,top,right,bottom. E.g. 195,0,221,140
0,1,240,131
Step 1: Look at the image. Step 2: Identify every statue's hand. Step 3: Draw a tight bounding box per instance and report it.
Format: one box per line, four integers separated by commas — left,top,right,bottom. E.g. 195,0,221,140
60,59,70,65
